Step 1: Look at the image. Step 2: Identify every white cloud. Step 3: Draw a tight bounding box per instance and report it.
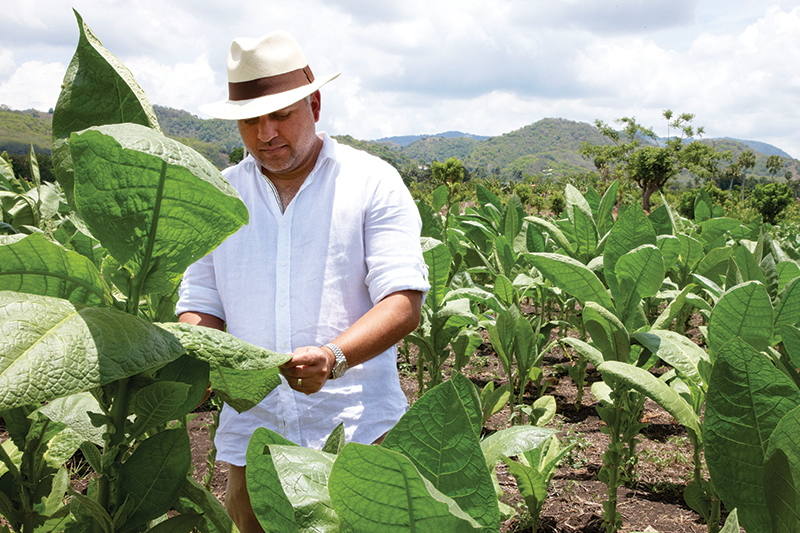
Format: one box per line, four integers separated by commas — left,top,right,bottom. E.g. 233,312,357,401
125,54,221,115
0,60,64,111
1,0,799,157
0,49,15,77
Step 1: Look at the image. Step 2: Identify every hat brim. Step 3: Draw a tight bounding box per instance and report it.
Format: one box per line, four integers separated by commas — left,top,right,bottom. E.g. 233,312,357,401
199,71,341,120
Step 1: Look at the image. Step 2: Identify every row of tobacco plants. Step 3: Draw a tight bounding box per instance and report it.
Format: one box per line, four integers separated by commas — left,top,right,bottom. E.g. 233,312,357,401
1,11,799,533
406,152,800,533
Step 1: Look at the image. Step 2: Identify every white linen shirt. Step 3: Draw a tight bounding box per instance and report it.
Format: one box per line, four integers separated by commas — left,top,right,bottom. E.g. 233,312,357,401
176,132,429,465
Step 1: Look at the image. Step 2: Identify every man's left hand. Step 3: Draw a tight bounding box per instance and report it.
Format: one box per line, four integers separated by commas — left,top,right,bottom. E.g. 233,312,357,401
280,346,335,394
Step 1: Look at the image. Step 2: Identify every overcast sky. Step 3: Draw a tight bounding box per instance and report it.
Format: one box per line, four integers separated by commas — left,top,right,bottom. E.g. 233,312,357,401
1,1,798,158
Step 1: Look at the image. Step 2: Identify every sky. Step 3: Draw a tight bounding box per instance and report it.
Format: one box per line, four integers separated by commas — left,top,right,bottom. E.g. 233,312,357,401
1,0,799,158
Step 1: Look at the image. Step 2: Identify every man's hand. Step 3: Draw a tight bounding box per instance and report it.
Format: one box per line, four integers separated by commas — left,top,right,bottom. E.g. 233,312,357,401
280,346,336,394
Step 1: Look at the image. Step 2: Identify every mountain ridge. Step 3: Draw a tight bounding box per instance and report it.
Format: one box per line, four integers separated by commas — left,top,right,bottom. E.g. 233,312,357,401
1,106,795,181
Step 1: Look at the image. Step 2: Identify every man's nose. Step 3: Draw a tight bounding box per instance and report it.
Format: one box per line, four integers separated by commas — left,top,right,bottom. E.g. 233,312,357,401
257,117,278,142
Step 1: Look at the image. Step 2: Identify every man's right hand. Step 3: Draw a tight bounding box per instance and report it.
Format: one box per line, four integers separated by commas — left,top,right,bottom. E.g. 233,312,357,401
280,345,335,394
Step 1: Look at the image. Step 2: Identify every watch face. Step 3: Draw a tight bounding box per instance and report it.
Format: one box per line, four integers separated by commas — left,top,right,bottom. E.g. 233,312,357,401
333,356,347,378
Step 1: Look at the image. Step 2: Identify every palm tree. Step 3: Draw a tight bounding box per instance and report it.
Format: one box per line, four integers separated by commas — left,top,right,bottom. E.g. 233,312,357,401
766,154,784,178
738,150,757,200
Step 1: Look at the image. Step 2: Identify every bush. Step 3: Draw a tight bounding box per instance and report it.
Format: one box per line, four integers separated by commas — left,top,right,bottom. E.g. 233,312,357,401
677,183,728,219
550,191,566,217
514,182,533,207
749,182,794,225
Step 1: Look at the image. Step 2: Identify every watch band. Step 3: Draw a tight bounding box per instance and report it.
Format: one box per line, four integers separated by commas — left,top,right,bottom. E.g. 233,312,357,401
323,343,348,379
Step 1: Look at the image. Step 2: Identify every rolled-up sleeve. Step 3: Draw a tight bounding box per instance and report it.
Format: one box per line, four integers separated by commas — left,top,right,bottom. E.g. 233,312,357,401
176,252,226,321
363,170,430,305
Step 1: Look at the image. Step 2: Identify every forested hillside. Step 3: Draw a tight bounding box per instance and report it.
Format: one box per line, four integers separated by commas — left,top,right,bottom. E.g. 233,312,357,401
0,107,52,155
2,105,797,186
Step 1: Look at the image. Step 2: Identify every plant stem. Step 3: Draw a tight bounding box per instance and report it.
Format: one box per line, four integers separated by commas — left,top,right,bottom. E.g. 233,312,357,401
97,376,133,529
708,496,721,533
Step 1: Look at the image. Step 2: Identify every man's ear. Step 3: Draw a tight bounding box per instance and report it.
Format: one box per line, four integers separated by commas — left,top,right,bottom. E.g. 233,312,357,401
310,90,321,122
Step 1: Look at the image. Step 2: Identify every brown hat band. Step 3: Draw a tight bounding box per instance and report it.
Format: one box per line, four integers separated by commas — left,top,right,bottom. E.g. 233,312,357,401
228,65,315,101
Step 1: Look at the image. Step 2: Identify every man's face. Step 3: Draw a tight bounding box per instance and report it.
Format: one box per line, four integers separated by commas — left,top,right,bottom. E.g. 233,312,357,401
237,91,321,181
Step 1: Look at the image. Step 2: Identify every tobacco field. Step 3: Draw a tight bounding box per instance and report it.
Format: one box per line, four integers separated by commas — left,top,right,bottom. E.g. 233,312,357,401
2,10,800,533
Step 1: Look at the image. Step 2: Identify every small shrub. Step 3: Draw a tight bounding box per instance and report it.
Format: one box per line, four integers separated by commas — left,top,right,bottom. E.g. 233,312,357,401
550,191,566,216
749,182,794,225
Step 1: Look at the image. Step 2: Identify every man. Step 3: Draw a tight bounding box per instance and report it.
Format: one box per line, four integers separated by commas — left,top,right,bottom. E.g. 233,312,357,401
175,31,429,532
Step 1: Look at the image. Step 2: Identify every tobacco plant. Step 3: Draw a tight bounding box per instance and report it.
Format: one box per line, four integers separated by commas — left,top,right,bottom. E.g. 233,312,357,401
702,279,800,533
244,374,557,532
0,11,290,532
407,238,479,392
503,435,574,533
529,204,671,533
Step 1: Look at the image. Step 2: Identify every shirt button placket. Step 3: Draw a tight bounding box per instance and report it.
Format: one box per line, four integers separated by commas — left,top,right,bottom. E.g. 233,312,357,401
275,214,300,443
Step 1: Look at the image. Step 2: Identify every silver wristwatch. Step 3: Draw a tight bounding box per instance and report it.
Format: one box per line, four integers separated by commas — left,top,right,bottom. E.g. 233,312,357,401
323,343,348,379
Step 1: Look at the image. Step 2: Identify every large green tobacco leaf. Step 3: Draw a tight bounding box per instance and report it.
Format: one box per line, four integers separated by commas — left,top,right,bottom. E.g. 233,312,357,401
525,217,575,257
450,373,483,437
582,302,630,363
656,234,680,272
269,445,339,532
210,366,283,413
422,238,451,310
705,337,800,533
597,361,701,439
774,277,800,340
528,253,614,311
564,184,597,261
734,245,767,285
118,428,192,529
383,378,499,531
52,10,160,208
631,329,709,392
678,234,705,273
176,477,235,533
595,180,619,237
764,407,800,533
603,203,656,299
39,393,105,447
0,233,105,306
155,353,210,419
329,443,481,532
159,322,288,370
765,406,800,509
159,322,290,413
779,324,800,373
707,281,773,360
127,382,190,439
480,426,556,470
247,427,299,533
69,124,248,295
763,449,800,533
0,291,184,410
613,244,664,326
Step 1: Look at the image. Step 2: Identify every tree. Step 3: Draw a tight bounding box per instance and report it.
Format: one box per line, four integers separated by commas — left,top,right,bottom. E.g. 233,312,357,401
766,154,784,177
430,157,465,188
737,150,757,200
749,182,793,224
229,146,244,165
580,110,723,211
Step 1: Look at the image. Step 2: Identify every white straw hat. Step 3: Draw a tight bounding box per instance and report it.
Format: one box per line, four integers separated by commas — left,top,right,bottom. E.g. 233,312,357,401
200,30,340,120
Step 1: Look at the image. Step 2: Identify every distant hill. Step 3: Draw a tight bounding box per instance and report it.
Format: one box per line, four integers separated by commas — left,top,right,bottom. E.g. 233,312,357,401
0,105,242,169
464,118,611,178
1,105,797,182
376,131,489,147
0,107,53,155
721,138,792,158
